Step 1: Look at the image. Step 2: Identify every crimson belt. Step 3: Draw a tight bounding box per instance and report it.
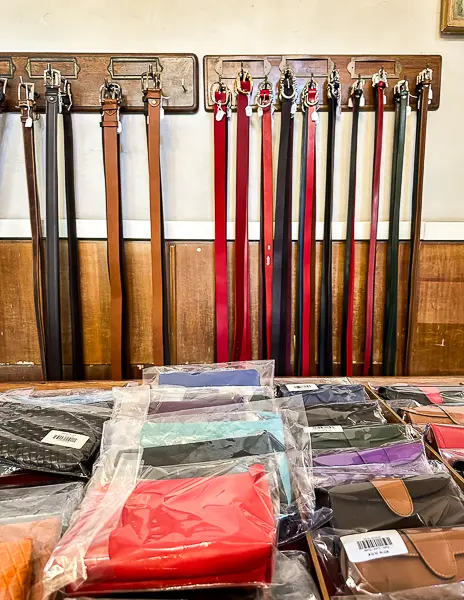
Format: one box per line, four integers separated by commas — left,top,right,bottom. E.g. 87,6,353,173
213,85,230,362
258,82,274,359
319,67,340,376
363,68,387,376
298,79,319,376
271,68,296,376
232,69,252,361
341,79,364,376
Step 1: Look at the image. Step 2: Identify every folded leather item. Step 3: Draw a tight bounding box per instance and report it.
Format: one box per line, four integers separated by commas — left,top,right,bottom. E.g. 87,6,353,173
341,527,464,594
378,385,464,406
149,395,246,415
158,369,261,387
401,405,464,426
278,383,369,404
0,538,32,600
0,401,105,477
68,466,276,592
310,424,412,452
312,440,425,468
427,423,464,470
305,401,386,427
316,474,464,530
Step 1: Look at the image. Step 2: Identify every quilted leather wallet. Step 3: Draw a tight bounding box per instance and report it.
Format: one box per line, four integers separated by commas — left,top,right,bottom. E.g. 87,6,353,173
305,401,386,427
402,405,464,426
310,424,412,452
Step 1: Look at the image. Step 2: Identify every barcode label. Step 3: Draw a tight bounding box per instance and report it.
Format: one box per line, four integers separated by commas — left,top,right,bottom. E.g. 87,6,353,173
286,383,318,392
308,425,343,433
41,430,90,449
341,530,408,563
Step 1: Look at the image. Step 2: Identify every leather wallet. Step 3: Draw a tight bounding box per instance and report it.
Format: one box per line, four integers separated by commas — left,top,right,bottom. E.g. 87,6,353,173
305,401,386,427
310,424,412,452
401,405,464,426
278,384,369,405
378,385,464,406
312,440,425,468
0,538,32,600
341,527,464,594
316,474,464,530
158,369,261,387
427,423,464,470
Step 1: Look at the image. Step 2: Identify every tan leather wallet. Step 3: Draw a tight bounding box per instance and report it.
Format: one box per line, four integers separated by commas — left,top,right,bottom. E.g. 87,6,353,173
341,527,464,594
401,405,464,426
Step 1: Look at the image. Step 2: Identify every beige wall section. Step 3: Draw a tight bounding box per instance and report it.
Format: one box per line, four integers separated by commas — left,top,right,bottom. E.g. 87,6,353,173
0,0,462,225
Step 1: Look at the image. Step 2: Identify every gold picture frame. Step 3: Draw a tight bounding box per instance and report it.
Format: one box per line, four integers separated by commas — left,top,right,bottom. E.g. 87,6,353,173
441,0,464,33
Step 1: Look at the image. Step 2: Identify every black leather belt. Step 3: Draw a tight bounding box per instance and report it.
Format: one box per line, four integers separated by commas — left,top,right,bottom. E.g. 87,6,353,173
62,81,84,380
271,68,296,376
382,80,410,375
0,78,6,114
319,67,340,376
44,67,63,381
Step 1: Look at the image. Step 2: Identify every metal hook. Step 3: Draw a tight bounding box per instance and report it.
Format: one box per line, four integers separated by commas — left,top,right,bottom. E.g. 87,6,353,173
181,78,187,93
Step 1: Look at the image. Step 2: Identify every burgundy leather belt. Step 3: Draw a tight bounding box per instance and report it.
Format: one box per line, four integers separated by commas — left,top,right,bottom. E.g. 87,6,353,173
363,68,387,376
232,68,252,361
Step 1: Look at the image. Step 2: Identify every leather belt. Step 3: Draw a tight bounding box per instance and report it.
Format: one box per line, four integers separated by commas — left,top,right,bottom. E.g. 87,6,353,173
404,68,433,374
271,68,296,376
142,68,170,366
341,79,364,376
0,78,6,114
363,68,387,376
258,81,274,359
18,82,48,380
232,68,252,361
212,83,230,362
101,81,128,380
61,80,84,380
383,80,410,375
319,67,340,376
44,67,63,381
298,79,319,376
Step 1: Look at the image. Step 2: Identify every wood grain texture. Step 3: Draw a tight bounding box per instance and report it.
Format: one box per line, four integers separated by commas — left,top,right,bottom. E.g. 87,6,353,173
0,240,462,380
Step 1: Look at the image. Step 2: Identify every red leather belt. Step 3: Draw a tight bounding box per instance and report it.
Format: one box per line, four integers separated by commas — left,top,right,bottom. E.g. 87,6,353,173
363,68,387,376
232,69,252,361
298,79,319,376
213,84,231,363
258,81,274,359
341,79,364,376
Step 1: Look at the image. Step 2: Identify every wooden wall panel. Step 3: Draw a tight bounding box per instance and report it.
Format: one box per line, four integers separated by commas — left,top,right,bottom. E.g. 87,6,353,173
0,240,461,380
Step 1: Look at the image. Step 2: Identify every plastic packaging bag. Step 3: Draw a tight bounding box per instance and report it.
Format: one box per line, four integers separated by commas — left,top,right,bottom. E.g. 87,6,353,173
426,423,464,470
304,401,386,427
376,384,464,406
309,424,416,453
143,360,275,388
341,582,464,599
1,387,115,409
278,383,370,404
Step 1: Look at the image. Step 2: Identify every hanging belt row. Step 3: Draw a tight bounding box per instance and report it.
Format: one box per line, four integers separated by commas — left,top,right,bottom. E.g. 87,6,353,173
363,68,387,376
297,78,319,376
341,78,364,376
382,80,410,375
404,68,433,374
319,67,340,376
271,68,297,376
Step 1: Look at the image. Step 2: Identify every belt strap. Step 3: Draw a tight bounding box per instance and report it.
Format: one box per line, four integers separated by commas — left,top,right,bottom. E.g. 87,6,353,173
44,68,63,381
404,68,432,374
213,86,230,362
341,80,364,376
298,80,319,376
232,69,252,361
319,67,340,376
271,69,296,376
62,82,84,380
0,79,6,113
258,84,274,359
383,80,410,375
363,69,387,376
101,82,127,380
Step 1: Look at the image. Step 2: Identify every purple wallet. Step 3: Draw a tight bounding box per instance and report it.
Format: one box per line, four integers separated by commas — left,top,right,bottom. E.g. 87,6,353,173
312,440,425,467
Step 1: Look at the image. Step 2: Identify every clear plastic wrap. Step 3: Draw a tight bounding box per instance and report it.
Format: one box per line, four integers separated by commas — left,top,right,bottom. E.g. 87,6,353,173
400,404,464,426
304,401,386,427
426,423,464,470
342,582,464,599
143,360,275,388
1,387,115,409
309,424,416,453
278,383,370,404
376,384,464,406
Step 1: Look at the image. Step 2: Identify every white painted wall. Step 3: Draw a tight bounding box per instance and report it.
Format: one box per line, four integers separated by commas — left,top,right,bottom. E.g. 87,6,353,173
0,0,463,237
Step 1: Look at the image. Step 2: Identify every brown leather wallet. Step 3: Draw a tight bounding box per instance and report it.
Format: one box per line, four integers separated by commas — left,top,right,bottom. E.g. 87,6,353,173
401,405,464,426
341,527,464,594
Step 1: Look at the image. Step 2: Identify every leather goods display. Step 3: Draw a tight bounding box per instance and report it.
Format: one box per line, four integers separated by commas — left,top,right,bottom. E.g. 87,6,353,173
101,81,128,381
316,474,464,530
0,401,105,477
44,67,63,381
378,384,464,405
258,80,274,360
341,79,363,377
401,405,464,426
158,368,261,387
405,68,433,375
62,80,84,381
310,424,413,452
319,67,340,376
312,439,426,468
305,401,386,427
340,527,464,594
297,79,318,377
232,67,252,362
212,83,230,363
18,81,48,381
271,68,296,376
364,67,387,376
383,80,410,376
427,423,464,470
278,383,370,404
143,66,170,367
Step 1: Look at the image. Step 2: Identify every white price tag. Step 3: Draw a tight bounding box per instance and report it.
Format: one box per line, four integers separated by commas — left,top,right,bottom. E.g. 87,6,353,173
308,425,343,433
286,383,318,392
341,531,408,563
42,430,90,450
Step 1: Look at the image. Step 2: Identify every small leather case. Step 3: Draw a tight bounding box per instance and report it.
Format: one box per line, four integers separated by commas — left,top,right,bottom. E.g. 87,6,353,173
310,424,412,452
427,423,464,470
378,385,464,406
401,405,464,426
305,401,386,427
278,384,369,405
